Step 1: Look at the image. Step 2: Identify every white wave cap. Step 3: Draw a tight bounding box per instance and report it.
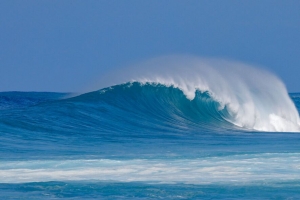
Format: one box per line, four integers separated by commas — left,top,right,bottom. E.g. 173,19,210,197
103,56,300,132
1,154,300,183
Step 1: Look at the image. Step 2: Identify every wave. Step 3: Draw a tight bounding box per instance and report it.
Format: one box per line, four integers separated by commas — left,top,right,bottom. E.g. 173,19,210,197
80,56,300,132
70,81,299,133
1,57,299,133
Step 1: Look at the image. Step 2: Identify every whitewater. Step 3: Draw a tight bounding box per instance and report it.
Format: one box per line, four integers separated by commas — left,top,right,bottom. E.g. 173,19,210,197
1,57,300,199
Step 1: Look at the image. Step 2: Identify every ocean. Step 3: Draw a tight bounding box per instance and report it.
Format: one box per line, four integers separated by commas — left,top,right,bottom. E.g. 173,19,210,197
1,59,300,199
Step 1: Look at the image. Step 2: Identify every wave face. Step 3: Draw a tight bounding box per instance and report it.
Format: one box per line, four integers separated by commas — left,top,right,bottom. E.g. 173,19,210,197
71,82,237,133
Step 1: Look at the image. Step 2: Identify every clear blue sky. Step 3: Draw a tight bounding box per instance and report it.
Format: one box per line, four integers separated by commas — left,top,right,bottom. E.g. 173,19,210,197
0,0,299,92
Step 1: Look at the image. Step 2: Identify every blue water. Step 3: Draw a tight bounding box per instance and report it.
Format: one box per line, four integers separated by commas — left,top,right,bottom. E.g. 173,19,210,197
1,82,300,199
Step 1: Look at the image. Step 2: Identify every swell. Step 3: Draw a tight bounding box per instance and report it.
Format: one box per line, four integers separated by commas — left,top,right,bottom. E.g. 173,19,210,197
69,82,237,132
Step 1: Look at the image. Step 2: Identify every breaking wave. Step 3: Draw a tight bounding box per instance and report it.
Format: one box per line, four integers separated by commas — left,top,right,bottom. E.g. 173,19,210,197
83,56,300,132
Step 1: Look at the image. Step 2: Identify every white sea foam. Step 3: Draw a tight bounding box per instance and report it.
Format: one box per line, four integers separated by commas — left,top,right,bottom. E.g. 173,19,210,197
96,56,300,132
1,153,300,184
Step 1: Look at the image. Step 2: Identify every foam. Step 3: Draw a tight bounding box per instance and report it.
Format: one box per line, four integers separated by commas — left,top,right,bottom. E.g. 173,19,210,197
1,153,300,184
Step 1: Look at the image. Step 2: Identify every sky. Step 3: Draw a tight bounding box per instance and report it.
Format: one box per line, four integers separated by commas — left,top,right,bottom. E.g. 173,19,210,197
0,0,299,92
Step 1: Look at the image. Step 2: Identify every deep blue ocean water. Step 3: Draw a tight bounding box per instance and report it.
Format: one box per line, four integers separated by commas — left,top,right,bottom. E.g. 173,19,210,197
1,82,300,199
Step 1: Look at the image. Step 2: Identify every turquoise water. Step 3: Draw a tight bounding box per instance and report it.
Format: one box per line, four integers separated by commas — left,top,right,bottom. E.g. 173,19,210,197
1,82,300,199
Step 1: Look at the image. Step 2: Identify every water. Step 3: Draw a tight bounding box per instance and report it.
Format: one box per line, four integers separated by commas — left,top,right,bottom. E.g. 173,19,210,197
1,59,300,199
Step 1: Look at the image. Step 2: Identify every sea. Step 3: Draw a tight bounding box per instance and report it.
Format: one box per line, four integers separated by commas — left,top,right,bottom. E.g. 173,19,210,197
1,58,300,199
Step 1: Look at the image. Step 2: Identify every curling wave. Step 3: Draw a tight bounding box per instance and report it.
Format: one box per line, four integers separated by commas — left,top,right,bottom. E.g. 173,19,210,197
74,81,300,133
89,56,300,132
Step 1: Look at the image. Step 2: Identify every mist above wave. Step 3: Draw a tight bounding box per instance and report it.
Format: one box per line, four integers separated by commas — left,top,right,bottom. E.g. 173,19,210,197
94,56,300,132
